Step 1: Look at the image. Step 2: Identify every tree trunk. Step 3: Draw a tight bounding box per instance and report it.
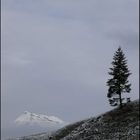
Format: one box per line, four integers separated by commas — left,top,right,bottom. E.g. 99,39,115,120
119,93,122,109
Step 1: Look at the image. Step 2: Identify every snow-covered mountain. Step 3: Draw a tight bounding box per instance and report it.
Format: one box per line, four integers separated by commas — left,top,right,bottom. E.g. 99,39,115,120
15,111,65,127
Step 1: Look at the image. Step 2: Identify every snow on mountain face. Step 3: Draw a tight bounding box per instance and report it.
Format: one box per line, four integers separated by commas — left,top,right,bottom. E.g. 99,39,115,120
15,111,65,126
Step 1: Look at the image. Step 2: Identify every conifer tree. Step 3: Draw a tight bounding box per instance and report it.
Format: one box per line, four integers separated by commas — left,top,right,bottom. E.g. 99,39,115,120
107,47,131,108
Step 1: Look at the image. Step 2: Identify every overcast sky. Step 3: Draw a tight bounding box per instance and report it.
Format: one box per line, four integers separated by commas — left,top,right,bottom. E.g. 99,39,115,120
1,0,139,135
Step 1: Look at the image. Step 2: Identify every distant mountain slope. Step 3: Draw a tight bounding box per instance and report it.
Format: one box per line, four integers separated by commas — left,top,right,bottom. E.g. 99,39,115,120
15,111,65,126
10,100,139,140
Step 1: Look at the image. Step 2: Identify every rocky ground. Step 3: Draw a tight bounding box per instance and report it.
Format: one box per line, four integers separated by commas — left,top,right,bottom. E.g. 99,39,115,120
9,99,139,140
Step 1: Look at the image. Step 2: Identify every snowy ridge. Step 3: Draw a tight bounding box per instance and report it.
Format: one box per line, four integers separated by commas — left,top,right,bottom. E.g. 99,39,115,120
15,111,65,126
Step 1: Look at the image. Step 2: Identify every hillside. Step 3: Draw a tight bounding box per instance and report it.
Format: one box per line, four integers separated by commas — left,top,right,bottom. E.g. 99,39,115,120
9,100,139,140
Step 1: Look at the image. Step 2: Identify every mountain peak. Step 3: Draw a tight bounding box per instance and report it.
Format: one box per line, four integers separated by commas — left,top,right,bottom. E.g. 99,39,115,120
24,111,30,114
15,111,65,126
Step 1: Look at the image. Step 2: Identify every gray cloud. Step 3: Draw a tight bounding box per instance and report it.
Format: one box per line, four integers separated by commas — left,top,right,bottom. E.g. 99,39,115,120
107,30,139,49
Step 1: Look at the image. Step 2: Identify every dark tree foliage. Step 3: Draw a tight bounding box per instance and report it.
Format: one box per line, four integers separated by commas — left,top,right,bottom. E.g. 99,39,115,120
107,47,131,108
